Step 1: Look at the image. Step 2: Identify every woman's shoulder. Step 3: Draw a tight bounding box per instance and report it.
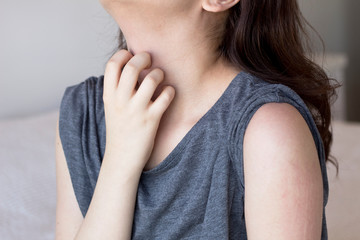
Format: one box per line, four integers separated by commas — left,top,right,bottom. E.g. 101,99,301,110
229,72,324,154
59,75,105,119
58,74,106,150
227,72,329,206
230,72,312,123
232,72,317,149
62,75,104,100
230,72,304,110
58,75,106,217
243,102,317,157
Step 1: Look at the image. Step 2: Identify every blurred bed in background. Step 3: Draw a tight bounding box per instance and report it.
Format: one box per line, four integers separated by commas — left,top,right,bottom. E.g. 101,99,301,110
0,0,359,239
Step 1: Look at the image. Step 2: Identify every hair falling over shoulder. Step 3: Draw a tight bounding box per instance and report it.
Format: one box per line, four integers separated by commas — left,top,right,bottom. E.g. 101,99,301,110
218,0,340,175
116,0,340,175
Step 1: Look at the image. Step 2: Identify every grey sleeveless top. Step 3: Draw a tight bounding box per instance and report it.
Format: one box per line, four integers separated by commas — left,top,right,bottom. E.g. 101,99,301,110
59,71,329,239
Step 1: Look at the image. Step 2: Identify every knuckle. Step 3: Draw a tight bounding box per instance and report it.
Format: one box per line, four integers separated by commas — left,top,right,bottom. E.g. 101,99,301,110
115,49,132,59
153,68,164,79
137,52,151,67
106,58,117,67
145,75,159,87
118,49,130,55
139,52,151,61
148,108,160,120
155,99,168,111
106,50,132,66
105,59,119,71
154,67,164,74
124,62,138,74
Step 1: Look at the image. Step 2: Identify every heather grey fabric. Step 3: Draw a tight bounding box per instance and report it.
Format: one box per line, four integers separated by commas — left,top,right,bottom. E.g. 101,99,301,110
59,71,329,239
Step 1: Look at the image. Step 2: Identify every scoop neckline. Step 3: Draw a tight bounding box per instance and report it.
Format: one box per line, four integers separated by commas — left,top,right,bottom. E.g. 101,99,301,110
141,71,244,176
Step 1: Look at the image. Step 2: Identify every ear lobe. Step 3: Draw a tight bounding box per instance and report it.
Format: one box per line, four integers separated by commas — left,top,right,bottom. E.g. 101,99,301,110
202,0,240,13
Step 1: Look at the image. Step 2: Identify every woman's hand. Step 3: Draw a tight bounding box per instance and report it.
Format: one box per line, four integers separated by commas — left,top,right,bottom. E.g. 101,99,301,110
66,50,175,239
102,49,175,173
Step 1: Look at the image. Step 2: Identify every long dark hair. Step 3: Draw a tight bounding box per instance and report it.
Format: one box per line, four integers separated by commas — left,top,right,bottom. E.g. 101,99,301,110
115,0,339,175
220,0,339,174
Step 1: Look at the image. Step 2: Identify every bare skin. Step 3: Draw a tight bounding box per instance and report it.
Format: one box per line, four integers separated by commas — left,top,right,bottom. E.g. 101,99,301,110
243,103,324,239
55,0,324,239
99,0,241,170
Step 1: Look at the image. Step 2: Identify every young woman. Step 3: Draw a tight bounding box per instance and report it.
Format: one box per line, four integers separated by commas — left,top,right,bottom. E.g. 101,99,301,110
55,0,338,239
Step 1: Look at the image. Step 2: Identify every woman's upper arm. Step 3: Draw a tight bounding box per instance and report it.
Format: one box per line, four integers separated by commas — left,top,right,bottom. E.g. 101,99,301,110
55,118,83,240
243,103,324,239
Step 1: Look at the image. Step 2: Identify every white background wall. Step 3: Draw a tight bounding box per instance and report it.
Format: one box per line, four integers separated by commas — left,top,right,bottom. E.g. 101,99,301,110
1,0,359,120
299,0,360,121
0,0,118,119
298,0,346,52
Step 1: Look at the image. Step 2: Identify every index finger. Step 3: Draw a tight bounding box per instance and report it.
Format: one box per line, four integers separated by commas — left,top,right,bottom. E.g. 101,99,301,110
103,50,133,98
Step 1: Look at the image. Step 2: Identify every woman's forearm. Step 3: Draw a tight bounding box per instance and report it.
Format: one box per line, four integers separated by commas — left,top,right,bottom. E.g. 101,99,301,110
74,154,142,240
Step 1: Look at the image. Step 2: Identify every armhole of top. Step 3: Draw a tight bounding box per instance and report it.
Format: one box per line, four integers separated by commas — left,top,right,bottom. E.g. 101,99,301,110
228,84,329,208
58,79,92,217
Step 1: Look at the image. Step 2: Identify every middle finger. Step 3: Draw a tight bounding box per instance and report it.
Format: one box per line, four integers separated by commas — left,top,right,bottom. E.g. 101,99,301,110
118,52,151,101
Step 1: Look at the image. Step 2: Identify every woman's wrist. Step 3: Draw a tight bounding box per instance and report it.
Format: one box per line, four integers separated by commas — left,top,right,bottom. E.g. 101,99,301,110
74,153,142,240
101,152,144,183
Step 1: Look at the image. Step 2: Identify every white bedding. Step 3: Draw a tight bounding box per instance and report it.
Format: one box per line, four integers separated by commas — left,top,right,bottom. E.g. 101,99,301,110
0,110,58,240
326,120,360,239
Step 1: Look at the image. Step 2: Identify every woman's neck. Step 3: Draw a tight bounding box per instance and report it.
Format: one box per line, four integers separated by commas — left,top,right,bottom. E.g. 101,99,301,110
104,2,240,122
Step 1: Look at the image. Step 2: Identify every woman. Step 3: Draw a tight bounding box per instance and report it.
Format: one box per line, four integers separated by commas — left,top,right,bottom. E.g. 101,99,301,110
55,0,338,239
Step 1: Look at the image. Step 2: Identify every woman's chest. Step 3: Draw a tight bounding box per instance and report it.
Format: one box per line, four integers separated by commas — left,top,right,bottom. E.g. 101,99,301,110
135,150,244,239
143,121,196,171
